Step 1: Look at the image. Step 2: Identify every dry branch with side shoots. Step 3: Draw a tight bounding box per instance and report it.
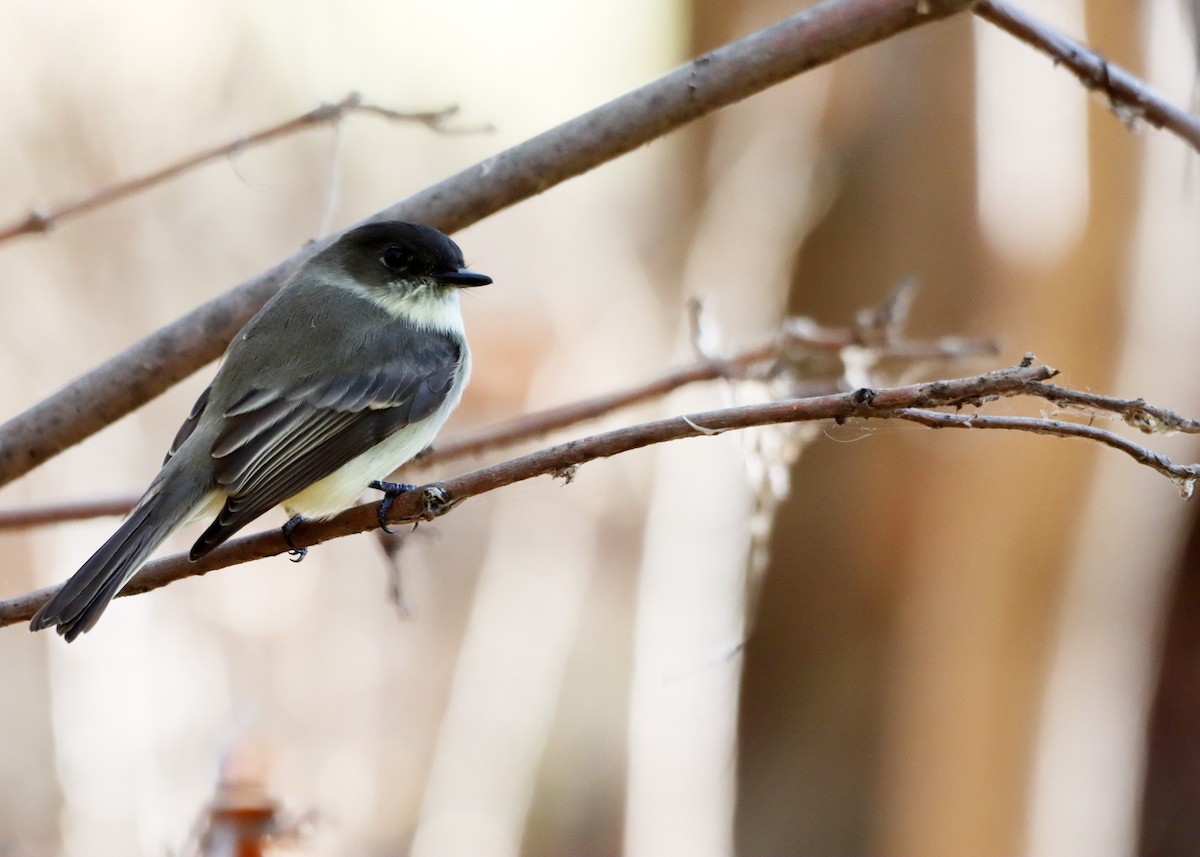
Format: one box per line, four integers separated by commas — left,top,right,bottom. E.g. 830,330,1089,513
6,354,1200,629
0,311,1000,531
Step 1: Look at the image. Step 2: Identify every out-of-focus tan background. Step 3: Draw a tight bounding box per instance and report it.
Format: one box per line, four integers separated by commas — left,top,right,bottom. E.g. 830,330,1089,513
1,1,1199,855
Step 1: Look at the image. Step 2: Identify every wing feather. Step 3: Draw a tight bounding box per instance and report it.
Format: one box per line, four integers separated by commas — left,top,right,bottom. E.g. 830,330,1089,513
164,385,212,465
211,398,301,458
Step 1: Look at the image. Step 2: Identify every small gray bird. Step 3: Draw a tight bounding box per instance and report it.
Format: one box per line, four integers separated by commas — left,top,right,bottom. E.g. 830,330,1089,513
31,221,491,641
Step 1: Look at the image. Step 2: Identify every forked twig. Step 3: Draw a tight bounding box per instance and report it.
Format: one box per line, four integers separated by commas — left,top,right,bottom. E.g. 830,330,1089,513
1,359,1052,628
7,357,1200,629
0,318,999,530
0,93,475,245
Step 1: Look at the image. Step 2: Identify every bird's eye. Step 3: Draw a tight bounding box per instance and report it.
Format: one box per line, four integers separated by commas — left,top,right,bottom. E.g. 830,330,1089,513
381,246,415,272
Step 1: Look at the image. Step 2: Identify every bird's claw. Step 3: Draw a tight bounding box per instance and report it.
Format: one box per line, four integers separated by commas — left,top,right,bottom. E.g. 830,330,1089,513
281,514,308,562
370,480,416,534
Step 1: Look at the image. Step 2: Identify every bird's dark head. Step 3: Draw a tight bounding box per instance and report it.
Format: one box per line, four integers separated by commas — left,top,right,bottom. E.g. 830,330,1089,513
333,221,491,290
295,218,492,328
316,221,492,329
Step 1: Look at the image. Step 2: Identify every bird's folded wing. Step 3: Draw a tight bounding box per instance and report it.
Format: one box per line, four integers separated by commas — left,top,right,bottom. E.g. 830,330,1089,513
188,334,462,558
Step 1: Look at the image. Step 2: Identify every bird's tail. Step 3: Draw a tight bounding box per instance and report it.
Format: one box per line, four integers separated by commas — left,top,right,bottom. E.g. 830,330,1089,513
30,474,207,642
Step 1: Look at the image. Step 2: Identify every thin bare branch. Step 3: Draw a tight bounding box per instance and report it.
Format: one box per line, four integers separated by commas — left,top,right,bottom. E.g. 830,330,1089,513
892,408,1200,492
0,0,978,491
0,93,465,245
352,102,492,135
0,360,1054,629
0,322,1000,531
1026,382,1200,435
0,496,136,531
11,359,1200,629
974,0,1200,152
437,324,999,462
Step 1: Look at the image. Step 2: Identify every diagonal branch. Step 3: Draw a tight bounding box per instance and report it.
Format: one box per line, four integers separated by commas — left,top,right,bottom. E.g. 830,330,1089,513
0,0,977,491
8,358,1200,631
0,323,1000,531
0,360,1056,629
974,0,1200,152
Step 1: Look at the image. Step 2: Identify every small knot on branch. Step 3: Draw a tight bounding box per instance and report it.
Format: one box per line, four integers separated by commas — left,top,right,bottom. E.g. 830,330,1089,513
23,208,52,234
851,387,878,407
553,464,579,484
306,92,362,123
418,484,453,520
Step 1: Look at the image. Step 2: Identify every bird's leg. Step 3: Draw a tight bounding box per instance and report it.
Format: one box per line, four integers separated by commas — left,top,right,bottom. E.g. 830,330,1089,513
370,480,416,534
281,515,308,563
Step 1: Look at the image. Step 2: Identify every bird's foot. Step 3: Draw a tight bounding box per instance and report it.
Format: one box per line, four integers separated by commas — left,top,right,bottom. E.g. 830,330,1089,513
281,514,308,562
370,480,416,534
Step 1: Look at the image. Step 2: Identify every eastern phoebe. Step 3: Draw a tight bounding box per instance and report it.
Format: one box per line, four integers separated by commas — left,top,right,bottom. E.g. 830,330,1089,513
30,221,491,641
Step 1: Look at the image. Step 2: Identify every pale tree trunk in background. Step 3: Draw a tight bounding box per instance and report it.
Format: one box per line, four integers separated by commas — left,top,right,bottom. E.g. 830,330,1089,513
1023,3,1200,855
892,13,1133,854
736,13,988,854
736,3,1136,856
624,1,830,853
0,534,56,851
1141,519,1200,857
877,2,1136,854
1138,6,1200,854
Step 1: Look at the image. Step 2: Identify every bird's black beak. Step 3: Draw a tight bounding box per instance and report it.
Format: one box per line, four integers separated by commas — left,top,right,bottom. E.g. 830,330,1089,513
437,267,492,288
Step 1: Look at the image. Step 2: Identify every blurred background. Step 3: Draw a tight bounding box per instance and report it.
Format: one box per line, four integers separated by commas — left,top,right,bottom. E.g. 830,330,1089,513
0,0,1198,854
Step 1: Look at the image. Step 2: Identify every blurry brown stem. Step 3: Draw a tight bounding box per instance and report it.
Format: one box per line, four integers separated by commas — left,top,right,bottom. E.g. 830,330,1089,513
0,360,1106,628
352,102,490,134
0,496,137,531
974,0,1200,152
0,323,999,531
0,0,977,491
0,94,464,245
